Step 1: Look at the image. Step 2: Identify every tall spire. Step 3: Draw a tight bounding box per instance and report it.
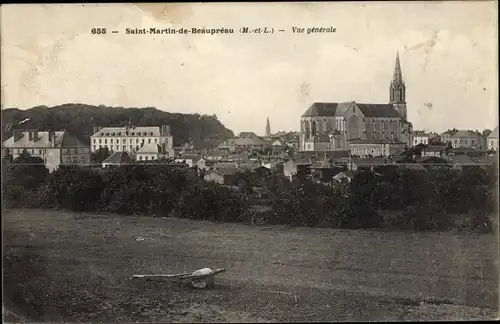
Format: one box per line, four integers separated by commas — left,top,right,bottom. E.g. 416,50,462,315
392,51,403,84
390,51,406,104
265,117,271,137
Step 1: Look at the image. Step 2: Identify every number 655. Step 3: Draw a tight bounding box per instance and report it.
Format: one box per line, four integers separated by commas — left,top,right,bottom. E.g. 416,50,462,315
91,28,107,34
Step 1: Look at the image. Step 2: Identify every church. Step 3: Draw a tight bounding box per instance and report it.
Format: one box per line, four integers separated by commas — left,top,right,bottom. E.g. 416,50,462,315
299,53,413,157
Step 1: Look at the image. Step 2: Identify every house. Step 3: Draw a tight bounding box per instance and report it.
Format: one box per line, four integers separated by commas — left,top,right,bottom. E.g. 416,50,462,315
348,139,406,157
218,136,268,152
136,143,174,162
91,124,173,155
333,171,356,183
413,131,440,146
3,129,91,172
448,130,486,150
283,158,312,180
420,145,447,158
174,154,201,167
196,158,215,171
203,168,239,185
102,151,133,168
440,129,458,145
308,162,346,183
487,126,498,151
348,157,389,171
203,150,225,161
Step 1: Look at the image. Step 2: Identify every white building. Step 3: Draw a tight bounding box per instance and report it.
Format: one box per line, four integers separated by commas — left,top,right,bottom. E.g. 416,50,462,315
136,143,175,162
413,132,440,146
487,126,498,151
91,124,174,158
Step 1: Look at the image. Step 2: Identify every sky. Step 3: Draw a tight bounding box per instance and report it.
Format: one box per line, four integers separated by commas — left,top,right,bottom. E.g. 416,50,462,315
1,2,498,136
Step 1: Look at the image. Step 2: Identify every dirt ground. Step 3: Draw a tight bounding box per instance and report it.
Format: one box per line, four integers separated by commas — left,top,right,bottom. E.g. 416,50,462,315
3,209,499,322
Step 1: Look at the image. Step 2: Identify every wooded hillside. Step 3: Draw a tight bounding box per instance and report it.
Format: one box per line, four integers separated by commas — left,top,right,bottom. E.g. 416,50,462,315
1,104,234,146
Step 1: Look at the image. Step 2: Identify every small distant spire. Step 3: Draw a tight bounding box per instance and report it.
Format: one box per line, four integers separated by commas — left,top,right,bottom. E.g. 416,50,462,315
265,117,271,137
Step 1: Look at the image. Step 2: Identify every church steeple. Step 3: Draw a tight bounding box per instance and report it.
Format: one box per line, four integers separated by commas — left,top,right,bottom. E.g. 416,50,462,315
390,52,406,104
265,117,271,137
390,52,408,121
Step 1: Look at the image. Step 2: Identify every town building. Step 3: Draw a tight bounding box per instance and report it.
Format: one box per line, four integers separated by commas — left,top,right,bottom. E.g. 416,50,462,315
348,139,406,157
420,145,447,158
299,53,413,153
413,131,441,146
90,124,174,158
440,129,460,145
3,129,91,172
487,126,498,151
102,151,133,168
136,143,174,162
448,130,486,150
218,133,268,152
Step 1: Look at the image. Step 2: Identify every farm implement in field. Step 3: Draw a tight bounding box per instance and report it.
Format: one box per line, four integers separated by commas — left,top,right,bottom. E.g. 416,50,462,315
131,268,226,289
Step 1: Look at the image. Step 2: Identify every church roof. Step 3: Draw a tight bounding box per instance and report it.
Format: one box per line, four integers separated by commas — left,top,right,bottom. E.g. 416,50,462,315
302,102,352,117
302,102,401,118
347,139,405,144
355,104,401,118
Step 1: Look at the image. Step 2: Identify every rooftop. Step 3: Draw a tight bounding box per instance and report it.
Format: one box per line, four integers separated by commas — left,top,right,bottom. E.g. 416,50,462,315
92,126,163,137
102,151,133,165
3,130,87,148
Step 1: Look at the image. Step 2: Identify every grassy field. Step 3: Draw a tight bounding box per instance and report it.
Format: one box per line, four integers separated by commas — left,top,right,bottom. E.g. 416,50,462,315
3,209,499,322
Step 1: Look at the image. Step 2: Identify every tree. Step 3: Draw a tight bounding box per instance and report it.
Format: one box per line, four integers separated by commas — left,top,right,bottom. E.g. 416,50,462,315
91,146,110,164
482,129,492,137
4,150,49,190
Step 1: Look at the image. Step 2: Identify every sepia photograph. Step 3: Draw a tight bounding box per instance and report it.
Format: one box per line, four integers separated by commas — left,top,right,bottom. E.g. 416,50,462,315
1,2,499,322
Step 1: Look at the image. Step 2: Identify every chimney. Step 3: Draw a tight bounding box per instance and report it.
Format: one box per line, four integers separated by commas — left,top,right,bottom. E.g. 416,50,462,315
28,130,34,141
33,129,39,141
13,129,23,142
48,131,55,147
93,126,100,134
162,124,170,136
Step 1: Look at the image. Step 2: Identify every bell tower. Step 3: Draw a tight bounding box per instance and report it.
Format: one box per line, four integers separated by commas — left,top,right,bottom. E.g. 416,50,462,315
390,52,407,121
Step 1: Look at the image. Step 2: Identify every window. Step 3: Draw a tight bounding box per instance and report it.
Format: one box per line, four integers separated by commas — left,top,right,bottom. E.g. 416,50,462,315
72,157,78,164
112,133,115,136
104,139,107,144
122,145,126,151
141,139,145,144
122,139,126,143
39,149,43,154
155,139,158,143
136,139,139,143
130,139,133,143
148,139,151,144
106,133,109,136
136,145,139,150
99,139,102,144
93,139,96,143
115,146,119,150
150,132,153,136
145,156,149,160
132,132,135,136
139,156,143,160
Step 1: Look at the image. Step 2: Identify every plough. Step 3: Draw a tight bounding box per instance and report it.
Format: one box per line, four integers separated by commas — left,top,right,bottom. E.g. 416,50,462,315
131,268,226,289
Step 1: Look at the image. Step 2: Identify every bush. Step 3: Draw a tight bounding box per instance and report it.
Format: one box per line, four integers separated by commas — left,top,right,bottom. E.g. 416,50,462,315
2,149,496,234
